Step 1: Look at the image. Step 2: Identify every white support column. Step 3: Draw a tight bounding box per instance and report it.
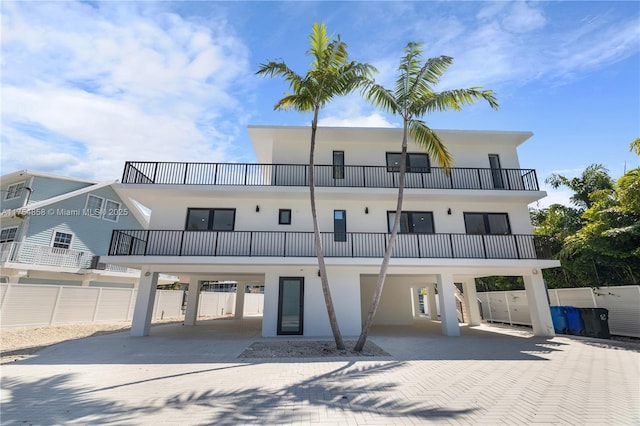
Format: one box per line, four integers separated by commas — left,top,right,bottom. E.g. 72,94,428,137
411,287,420,318
184,277,201,326
437,273,460,337
130,271,158,336
234,281,246,319
523,272,555,337
81,273,98,287
462,279,482,326
6,270,28,284
262,270,280,337
425,283,438,320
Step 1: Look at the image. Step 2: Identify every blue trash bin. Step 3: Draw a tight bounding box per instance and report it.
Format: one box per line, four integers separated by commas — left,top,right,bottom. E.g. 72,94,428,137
550,306,569,334
564,306,586,335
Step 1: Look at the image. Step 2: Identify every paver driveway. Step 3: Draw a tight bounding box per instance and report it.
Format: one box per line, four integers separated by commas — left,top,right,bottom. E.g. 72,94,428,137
1,318,638,425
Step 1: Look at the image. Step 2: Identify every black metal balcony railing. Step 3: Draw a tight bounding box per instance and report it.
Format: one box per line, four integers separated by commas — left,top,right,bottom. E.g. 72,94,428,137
122,162,539,191
109,230,553,260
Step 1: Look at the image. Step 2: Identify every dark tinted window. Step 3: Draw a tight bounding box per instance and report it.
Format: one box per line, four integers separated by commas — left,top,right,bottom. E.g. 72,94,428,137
387,211,434,234
464,213,510,235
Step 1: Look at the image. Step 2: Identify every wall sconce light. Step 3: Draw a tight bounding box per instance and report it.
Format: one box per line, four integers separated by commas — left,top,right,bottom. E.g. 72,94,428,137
447,208,452,215
318,270,321,277
255,205,260,213
365,207,369,214
532,268,539,275
144,271,151,277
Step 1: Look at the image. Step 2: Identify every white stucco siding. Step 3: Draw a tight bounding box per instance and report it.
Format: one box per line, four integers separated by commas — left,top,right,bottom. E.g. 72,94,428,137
146,194,533,235
253,126,528,169
360,275,415,325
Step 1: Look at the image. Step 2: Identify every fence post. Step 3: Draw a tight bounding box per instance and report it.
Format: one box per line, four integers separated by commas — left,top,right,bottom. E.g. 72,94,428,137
92,287,103,322
505,292,513,325
1,284,12,311
49,286,63,325
589,287,598,308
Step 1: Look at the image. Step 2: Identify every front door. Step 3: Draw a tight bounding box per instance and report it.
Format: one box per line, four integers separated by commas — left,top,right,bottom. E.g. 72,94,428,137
277,277,304,335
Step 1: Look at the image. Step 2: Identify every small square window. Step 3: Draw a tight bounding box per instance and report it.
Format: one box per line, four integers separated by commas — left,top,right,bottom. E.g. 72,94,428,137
52,231,73,249
0,227,18,243
279,209,292,225
5,182,25,200
103,199,121,222
85,194,104,218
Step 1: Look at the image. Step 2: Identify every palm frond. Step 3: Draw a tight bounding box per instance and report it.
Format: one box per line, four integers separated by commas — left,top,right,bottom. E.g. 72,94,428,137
409,55,453,98
362,80,400,114
409,120,453,170
414,87,498,116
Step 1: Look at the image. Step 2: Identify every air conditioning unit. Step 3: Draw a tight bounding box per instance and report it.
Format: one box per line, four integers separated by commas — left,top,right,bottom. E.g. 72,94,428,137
90,255,107,270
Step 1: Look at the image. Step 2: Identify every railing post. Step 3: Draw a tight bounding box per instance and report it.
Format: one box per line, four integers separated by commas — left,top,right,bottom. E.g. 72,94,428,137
362,166,366,187
514,235,521,259
481,235,488,259
283,232,286,257
213,163,218,185
477,169,482,189
143,230,149,256
244,164,249,186
249,231,253,256
122,162,130,184
183,162,189,184
151,162,158,184
416,233,421,258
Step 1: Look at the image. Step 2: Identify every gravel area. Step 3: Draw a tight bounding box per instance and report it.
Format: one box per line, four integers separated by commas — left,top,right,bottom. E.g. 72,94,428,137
0,319,182,364
239,340,390,358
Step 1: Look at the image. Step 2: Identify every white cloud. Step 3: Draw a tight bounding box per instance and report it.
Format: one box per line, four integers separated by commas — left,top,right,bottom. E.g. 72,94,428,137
1,1,251,180
501,2,546,33
319,112,394,128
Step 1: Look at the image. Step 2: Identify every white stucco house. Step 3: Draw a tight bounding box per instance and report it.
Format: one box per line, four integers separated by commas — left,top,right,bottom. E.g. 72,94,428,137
101,125,560,338
0,170,169,288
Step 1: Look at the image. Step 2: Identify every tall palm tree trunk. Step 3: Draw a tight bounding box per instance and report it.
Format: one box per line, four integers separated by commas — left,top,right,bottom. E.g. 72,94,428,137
310,111,345,350
354,121,409,352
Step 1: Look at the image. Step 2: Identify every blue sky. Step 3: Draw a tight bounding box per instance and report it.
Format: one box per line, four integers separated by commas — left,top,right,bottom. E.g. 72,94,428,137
2,1,639,207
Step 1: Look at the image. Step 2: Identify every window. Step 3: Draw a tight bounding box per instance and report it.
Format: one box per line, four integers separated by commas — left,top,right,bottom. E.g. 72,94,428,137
5,182,25,200
488,154,504,189
387,211,435,234
85,194,104,218
52,231,73,249
334,210,347,242
279,209,292,225
464,213,511,235
0,227,18,243
185,208,235,231
386,153,431,173
333,151,345,179
103,200,122,222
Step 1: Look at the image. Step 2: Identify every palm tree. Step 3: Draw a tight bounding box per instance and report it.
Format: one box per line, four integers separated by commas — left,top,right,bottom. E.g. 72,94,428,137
257,22,375,350
354,42,499,352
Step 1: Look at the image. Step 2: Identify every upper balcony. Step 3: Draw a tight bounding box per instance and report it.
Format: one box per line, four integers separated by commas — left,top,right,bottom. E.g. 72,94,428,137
108,229,553,260
122,161,540,191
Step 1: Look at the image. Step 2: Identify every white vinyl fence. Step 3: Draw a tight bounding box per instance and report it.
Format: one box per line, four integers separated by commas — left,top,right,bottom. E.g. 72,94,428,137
0,284,264,328
477,285,640,338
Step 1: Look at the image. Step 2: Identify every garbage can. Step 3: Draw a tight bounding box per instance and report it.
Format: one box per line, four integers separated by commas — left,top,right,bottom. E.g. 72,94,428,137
550,306,569,334
564,306,586,335
578,308,611,339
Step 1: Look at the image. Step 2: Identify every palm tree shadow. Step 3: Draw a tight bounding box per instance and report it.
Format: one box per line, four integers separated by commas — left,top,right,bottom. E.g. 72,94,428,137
151,360,475,424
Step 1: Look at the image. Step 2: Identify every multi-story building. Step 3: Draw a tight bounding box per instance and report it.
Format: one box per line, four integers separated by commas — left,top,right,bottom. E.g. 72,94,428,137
102,126,560,337
0,170,152,288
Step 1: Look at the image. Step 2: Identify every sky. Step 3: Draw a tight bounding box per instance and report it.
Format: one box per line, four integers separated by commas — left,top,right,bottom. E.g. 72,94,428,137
1,1,639,208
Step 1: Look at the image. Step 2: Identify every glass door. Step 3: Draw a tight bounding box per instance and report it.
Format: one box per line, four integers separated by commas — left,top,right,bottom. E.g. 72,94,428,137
277,277,304,335
489,154,505,189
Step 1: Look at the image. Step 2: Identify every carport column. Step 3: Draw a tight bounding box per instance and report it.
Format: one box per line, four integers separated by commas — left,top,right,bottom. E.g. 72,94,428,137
234,281,246,319
437,273,460,336
462,279,482,326
131,271,158,336
524,272,555,337
184,277,201,326
425,283,438,320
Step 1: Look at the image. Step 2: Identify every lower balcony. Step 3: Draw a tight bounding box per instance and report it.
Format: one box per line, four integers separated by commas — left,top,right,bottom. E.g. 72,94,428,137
1,242,138,273
109,230,553,260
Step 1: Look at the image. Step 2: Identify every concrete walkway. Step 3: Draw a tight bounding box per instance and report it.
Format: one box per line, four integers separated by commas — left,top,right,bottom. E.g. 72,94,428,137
1,318,638,425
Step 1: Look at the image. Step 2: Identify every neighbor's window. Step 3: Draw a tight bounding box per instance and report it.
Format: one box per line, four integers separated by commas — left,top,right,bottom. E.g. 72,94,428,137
333,151,345,179
52,231,73,249
464,213,511,235
5,182,25,200
279,209,292,225
0,227,18,243
85,194,104,218
386,153,431,173
185,208,235,231
387,211,435,234
334,210,347,242
103,200,121,222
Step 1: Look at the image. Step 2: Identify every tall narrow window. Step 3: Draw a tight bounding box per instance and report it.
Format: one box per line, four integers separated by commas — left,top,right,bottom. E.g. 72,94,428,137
185,208,236,231
85,194,104,218
464,213,511,235
333,151,345,179
387,211,435,233
489,154,504,189
334,210,347,242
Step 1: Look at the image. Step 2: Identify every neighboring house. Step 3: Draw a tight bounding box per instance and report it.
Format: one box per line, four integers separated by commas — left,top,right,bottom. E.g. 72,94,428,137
0,170,154,288
102,126,560,337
